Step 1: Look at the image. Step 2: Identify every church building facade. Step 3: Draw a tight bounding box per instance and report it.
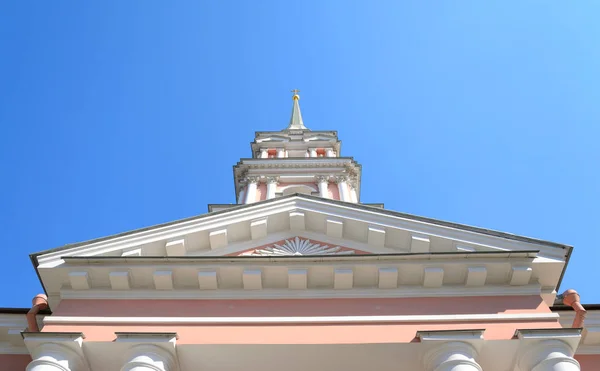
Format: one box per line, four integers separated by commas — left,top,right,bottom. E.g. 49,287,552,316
1,92,599,370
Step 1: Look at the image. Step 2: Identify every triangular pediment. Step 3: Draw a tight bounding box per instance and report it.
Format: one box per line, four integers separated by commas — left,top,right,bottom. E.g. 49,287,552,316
33,194,570,268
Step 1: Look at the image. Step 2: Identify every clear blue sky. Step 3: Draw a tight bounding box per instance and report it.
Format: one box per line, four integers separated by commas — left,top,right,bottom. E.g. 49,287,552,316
1,2,598,307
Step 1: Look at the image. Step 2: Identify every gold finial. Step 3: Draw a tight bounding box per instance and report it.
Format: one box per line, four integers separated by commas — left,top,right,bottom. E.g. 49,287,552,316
291,89,300,100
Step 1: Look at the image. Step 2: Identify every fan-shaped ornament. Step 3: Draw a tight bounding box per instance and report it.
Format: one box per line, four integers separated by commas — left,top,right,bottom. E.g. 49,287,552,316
248,237,354,256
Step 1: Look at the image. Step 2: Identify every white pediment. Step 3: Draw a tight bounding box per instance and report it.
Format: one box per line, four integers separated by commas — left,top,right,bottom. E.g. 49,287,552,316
34,195,570,273
32,195,574,309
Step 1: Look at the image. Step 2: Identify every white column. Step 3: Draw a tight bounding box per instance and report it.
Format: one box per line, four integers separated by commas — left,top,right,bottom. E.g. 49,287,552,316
277,148,286,158
260,149,268,158
316,176,329,198
520,340,580,371
27,343,82,371
238,186,246,204
335,175,350,201
121,345,174,371
266,177,278,199
424,342,482,371
348,177,358,203
326,148,335,157
309,148,317,157
244,176,260,204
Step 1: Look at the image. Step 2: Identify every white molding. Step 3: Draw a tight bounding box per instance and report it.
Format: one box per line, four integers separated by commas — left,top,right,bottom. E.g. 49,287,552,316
153,271,173,290
326,218,344,239
378,267,398,289
68,271,90,290
109,271,131,290
43,312,559,325
197,271,218,290
368,226,385,247
410,234,430,253
423,267,444,288
35,196,567,268
165,239,186,256
243,269,262,290
59,284,543,300
510,266,533,286
334,268,353,289
209,229,228,250
250,218,268,240
288,269,308,289
466,267,487,287
289,211,305,231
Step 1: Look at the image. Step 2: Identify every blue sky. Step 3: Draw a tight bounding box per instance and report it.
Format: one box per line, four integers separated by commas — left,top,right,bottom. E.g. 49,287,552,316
1,2,599,307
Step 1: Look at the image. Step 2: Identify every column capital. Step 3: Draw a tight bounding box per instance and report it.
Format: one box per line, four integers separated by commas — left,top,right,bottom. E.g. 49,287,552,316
122,344,175,371
423,341,482,371
334,175,349,184
265,176,279,184
315,175,330,183
26,343,86,371
518,339,580,371
347,176,358,189
245,176,261,184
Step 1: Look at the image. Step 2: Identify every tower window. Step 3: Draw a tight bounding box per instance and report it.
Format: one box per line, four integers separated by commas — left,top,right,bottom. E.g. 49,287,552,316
316,148,326,157
267,149,277,158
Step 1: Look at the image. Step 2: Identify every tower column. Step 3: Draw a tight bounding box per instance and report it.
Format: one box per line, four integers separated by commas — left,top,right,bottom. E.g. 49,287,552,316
519,340,580,371
424,342,482,371
309,148,317,157
266,177,279,199
316,176,329,198
335,175,350,202
348,176,358,203
260,149,268,158
244,176,260,204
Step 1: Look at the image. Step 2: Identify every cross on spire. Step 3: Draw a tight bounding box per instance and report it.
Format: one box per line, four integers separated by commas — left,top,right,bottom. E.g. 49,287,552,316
285,89,307,130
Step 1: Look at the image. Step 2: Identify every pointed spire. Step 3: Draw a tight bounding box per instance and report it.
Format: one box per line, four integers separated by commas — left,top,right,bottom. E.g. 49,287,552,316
285,89,308,130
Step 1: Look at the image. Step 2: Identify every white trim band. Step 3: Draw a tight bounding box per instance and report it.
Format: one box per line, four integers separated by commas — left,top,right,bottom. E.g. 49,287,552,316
43,312,559,325
59,285,543,300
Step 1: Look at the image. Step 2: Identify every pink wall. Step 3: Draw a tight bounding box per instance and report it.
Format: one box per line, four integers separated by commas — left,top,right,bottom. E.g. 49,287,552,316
256,183,267,201
42,321,560,344
0,354,31,370
42,295,562,345
327,183,340,200
52,296,551,318
576,355,600,370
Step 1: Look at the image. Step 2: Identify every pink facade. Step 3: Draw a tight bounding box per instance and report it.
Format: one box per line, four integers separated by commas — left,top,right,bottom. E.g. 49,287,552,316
0,355,32,370
51,296,552,317
328,182,340,200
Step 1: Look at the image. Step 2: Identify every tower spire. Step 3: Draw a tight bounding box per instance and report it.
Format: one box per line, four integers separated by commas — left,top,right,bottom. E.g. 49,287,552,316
285,89,308,130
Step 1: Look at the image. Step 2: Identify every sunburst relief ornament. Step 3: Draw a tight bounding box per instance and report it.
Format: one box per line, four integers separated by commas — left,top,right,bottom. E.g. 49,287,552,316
247,237,354,256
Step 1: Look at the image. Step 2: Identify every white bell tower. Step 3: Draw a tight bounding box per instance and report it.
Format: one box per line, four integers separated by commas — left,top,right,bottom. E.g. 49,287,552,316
233,91,362,204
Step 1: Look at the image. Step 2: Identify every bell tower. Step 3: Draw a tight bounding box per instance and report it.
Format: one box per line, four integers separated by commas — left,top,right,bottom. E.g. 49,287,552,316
233,91,362,204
